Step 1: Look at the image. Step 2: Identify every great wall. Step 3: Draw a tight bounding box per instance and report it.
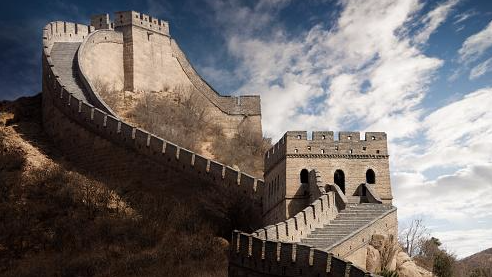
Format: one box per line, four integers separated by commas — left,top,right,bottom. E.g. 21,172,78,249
40,11,418,277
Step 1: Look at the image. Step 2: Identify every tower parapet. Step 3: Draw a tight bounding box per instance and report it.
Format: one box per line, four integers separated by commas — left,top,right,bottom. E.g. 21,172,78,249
90,14,112,30
114,11,169,36
265,131,388,173
89,11,169,36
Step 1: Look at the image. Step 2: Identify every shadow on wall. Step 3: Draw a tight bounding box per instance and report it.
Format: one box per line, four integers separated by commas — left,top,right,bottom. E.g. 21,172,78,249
286,171,311,221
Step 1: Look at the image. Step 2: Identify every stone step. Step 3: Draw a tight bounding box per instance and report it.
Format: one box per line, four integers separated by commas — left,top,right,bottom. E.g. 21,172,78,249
306,234,347,239
299,204,394,250
50,42,87,102
330,219,371,223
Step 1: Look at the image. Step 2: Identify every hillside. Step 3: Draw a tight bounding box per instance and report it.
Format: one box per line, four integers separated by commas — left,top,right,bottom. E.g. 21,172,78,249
0,94,259,277
456,248,492,276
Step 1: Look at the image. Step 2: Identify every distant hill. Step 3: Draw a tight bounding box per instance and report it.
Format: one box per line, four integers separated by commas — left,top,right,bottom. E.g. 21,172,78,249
456,248,492,276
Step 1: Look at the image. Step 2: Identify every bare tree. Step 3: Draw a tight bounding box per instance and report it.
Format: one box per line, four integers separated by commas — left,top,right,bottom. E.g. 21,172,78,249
399,218,429,257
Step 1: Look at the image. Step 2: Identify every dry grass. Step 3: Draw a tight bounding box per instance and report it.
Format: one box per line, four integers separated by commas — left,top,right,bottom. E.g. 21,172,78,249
96,82,271,177
0,96,264,277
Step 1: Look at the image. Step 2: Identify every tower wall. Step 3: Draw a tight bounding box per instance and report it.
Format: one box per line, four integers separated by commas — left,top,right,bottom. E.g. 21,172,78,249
263,131,392,224
113,11,190,92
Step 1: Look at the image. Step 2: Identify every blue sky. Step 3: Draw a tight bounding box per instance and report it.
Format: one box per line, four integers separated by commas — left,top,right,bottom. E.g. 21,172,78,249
2,0,492,258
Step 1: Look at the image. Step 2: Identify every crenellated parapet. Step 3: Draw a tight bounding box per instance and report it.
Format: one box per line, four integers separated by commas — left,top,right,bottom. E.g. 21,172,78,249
229,231,371,277
90,11,170,36
114,11,169,36
265,131,388,173
43,21,95,55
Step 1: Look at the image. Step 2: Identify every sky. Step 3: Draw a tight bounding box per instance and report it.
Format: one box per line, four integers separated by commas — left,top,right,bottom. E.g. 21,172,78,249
1,0,492,258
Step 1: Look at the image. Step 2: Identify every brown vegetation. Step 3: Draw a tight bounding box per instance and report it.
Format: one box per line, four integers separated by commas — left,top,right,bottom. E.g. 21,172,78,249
399,219,491,277
0,95,261,277
96,83,270,178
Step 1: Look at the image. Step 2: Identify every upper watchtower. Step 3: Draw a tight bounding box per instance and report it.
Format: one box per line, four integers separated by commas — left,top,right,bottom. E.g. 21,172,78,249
262,131,392,225
90,11,172,92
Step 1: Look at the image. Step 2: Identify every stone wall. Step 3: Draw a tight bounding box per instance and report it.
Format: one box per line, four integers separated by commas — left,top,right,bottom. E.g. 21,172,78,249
229,231,370,277
264,131,392,222
78,30,124,91
42,21,264,201
330,209,398,268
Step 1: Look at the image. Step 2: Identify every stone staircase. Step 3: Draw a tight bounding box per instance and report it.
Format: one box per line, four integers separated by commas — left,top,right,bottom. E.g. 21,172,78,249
50,42,87,101
300,203,394,250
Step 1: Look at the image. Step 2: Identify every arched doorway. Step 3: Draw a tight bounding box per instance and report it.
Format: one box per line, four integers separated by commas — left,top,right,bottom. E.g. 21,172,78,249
334,169,345,193
366,169,376,184
300,169,309,184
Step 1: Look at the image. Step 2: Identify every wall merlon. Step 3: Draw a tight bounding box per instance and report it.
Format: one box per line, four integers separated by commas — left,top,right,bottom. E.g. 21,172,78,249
276,222,287,240
178,148,194,167
313,131,334,141
224,166,239,186
80,102,93,121
209,161,224,181
252,237,265,262
164,142,178,160
149,135,165,154
105,115,120,135
92,108,106,130
285,131,308,140
119,122,134,145
193,154,209,174
264,240,278,261
264,225,277,240
295,243,312,265
134,128,149,150
338,131,361,141
239,173,255,193
239,234,251,257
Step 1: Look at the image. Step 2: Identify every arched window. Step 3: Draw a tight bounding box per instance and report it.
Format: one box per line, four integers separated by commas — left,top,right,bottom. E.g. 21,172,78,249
300,169,309,184
334,169,345,194
366,169,376,184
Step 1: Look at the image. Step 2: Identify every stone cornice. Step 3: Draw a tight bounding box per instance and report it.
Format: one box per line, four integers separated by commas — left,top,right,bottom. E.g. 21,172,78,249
286,153,389,159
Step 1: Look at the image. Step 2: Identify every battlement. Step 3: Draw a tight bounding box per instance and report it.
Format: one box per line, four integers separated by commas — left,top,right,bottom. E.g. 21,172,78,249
282,131,386,142
229,231,368,277
113,11,169,36
42,21,95,56
91,14,113,30
265,131,388,172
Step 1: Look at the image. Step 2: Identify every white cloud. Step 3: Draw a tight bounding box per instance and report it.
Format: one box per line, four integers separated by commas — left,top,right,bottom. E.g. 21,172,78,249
453,9,477,25
209,0,446,140
469,57,492,79
459,20,492,63
205,0,492,256
394,163,492,221
433,228,492,258
413,0,460,44
396,88,492,172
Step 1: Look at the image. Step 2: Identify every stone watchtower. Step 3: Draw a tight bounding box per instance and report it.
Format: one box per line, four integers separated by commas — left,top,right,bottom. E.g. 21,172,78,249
262,131,392,225
91,11,173,92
